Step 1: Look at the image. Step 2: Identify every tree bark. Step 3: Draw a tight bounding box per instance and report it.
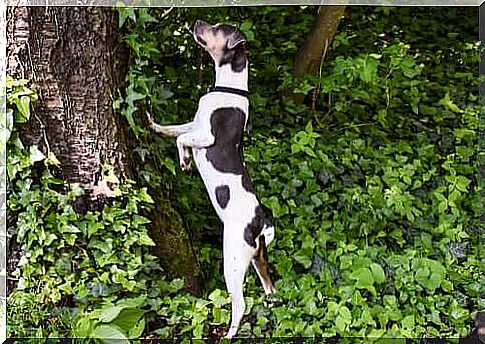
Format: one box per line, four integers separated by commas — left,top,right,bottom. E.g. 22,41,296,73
7,6,203,295
292,6,346,103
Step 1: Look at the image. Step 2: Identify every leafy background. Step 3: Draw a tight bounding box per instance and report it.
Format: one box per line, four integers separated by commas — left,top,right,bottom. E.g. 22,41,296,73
6,6,481,341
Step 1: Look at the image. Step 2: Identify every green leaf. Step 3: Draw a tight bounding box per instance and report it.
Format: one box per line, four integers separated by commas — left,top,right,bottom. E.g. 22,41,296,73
46,151,61,166
127,318,145,339
14,95,32,122
400,56,420,78
438,93,460,113
335,315,349,333
359,56,379,84
117,296,148,309
427,272,442,291
415,267,430,286
98,306,123,323
368,328,385,338
438,200,448,213
29,145,45,164
118,7,136,28
294,249,312,269
74,317,94,337
455,176,470,192
161,157,177,176
240,20,253,31
111,308,145,333
92,324,129,343
209,289,230,308
137,188,154,203
138,232,156,246
126,85,146,106
370,263,386,284
401,315,414,329
351,267,374,288
305,121,313,133
339,306,352,323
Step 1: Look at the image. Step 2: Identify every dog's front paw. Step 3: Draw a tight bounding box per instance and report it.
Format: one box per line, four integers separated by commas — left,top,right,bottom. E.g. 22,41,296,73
146,111,155,127
180,157,192,172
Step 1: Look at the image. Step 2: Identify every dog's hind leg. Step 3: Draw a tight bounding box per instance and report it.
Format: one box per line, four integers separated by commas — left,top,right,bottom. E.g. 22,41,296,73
223,228,255,339
251,235,276,295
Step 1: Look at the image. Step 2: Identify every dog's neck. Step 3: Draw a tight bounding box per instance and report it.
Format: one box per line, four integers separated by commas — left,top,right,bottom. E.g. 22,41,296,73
214,62,248,91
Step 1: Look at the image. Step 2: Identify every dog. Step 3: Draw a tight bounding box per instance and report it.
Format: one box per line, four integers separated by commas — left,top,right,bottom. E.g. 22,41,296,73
147,20,276,338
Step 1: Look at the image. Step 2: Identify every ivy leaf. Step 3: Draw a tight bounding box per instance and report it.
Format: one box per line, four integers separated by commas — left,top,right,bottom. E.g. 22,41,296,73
92,324,129,344
209,289,230,308
401,315,415,329
439,93,460,113
351,267,374,288
111,308,145,333
400,56,421,78
160,86,174,99
74,317,94,337
118,7,137,28
359,56,379,84
427,272,443,291
98,306,124,323
370,263,386,284
455,176,470,192
294,249,312,269
415,267,430,287
127,318,145,339
29,145,45,164
126,85,146,107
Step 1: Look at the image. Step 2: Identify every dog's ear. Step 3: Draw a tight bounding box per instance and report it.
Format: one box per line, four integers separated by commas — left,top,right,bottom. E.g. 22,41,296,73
226,31,246,50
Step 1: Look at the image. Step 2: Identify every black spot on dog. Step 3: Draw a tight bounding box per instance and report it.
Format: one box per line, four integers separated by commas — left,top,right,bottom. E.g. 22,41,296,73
220,45,247,73
217,26,247,73
242,171,254,192
206,108,256,194
215,185,230,209
215,24,237,36
238,142,254,192
206,107,247,174
244,205,272,248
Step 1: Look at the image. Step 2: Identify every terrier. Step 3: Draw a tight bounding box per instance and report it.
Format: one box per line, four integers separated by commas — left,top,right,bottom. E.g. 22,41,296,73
147,20,276,338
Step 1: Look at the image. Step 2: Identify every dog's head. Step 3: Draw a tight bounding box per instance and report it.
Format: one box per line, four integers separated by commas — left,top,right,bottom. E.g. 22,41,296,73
193,20,247,72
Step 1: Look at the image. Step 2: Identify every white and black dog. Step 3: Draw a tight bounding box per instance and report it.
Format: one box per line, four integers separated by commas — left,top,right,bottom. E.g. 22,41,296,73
147,20,276,338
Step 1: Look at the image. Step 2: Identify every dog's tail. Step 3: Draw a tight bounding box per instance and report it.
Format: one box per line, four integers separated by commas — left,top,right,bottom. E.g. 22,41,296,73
253,234,276,294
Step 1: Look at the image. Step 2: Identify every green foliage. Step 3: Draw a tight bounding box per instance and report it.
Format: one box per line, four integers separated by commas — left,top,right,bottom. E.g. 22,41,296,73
6,76,190,339
8,6,479,340
115,6,478,339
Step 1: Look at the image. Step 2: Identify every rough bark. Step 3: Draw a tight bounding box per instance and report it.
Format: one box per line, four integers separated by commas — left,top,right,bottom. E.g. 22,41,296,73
7,6,131,185
7,6,203,295
292,6,346,103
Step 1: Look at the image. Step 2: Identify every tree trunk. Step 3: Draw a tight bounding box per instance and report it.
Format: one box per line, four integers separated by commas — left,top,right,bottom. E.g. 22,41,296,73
292,6,346,103
7,6,203,295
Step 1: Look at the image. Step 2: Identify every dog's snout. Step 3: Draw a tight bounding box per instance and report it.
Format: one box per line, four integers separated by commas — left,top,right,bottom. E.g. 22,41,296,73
194,20,208,33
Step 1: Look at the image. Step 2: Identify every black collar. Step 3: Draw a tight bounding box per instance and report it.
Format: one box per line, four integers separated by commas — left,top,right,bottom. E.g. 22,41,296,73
208,86,249,98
